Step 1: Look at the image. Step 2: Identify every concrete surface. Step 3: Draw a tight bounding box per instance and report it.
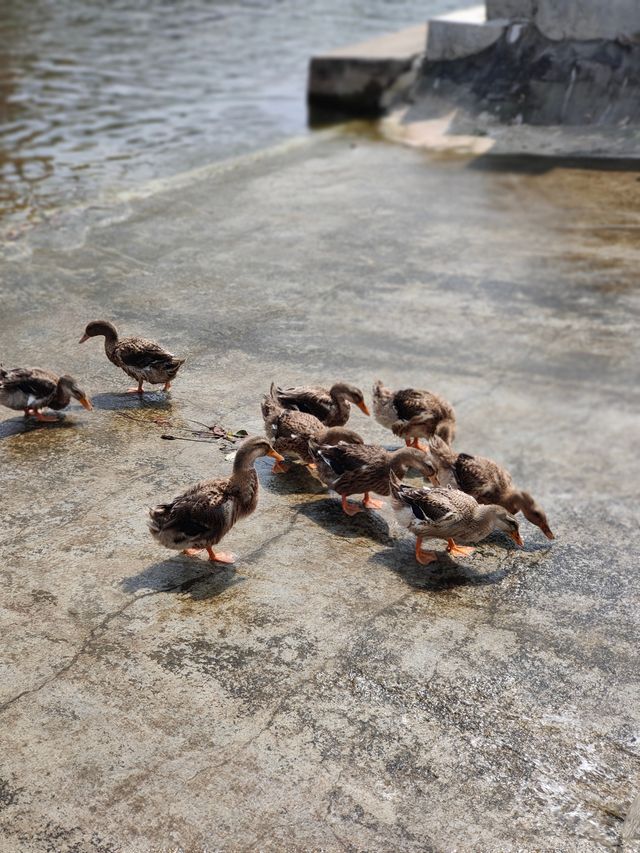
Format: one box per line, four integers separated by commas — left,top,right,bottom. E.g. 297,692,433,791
426,6,506,63
1,133,639,852
487,0,640,40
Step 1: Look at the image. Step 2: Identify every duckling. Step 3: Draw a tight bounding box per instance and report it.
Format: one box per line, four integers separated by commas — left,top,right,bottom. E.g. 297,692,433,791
261,383,363,472
372,380,455,449
148,436,283,564
309,440,439,515
427,435,554,540
0,367,92,421
390,471,523,565
79,320,185,393
272,381,370,426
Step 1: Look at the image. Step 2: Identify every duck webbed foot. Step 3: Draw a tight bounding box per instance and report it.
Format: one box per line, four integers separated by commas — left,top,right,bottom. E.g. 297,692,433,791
415,537,438,565
206,547,236,564
363,492,384,510
341,495,362,516
127,382,144,394
446,539,474,557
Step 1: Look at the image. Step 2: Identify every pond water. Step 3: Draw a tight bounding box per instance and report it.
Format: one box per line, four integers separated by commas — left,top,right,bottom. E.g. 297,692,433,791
0,0,459,233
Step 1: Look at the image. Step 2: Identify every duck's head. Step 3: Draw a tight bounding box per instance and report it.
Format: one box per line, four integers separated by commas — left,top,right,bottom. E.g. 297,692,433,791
518,492,555,540
494,507,523,546
331,383,369,416
79,320,118,343
234,436,284,469
58,375,93,410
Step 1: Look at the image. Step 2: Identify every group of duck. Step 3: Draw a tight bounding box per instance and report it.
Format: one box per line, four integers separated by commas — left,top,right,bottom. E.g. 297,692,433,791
1,319,554,568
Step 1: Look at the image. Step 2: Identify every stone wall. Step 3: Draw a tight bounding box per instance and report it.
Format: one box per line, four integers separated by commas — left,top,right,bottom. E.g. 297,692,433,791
486,0,640,41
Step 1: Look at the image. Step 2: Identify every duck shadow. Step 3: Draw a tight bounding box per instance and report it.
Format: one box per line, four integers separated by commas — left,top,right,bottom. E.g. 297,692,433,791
0,415,77,441
122,556,244,601
370,531,525,592
261,463,326,497
293,497,394,546
91,391,174,412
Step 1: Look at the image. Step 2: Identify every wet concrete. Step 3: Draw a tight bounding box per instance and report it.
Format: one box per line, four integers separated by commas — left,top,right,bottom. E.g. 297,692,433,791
0,134,639,851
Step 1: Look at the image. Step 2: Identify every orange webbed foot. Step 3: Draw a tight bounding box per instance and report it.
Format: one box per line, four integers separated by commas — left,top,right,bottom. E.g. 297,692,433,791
126,384,144,394
363,493,385,510
163,381,171,392
182,548,203,557
206,547,236,564
415,537,438,565
341,495,362,516
446,539,475,557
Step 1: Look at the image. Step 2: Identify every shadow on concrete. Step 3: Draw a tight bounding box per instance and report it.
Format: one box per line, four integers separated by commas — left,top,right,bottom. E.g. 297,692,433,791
293,497,394,546
261,464,325,498
121,556,244,601
0,415,77,440
91,391,174,412
369,545,513,592
468,154,640,176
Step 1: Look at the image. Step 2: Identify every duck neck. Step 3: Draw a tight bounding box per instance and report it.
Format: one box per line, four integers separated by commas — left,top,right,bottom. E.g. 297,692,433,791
52,381,70,408
103,327,118,358
389,448,418,477
329,386,350,422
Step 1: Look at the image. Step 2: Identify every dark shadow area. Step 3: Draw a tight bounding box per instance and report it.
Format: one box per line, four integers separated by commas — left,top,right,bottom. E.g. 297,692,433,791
121,555,244,601
369,543,513,592
468,154,640,176
0,415,77,440
91,391,174,412
293,497,394,546
260,463,326,498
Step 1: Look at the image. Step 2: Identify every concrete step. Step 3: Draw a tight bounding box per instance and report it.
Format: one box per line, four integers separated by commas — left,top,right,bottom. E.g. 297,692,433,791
308,24,426,117
426,6,508,62
487,0,640,40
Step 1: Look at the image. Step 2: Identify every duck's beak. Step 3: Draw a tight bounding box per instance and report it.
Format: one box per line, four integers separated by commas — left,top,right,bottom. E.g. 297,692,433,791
79,333,89,343
510,530,524,547
540,524,555,540
267,449,285,462
357,401,370,416
80,396,93,411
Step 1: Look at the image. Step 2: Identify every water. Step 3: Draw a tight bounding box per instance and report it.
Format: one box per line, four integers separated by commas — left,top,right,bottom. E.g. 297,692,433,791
0,0,459,235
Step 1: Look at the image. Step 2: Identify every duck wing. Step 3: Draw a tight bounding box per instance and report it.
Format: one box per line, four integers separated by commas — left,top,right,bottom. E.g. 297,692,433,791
149,479,237,545
0,367,57,406
115,337,179,370
454,454,512,504
275,385,333,421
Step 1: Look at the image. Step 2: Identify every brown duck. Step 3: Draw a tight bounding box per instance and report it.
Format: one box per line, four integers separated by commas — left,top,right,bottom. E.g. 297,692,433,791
372,380,456,449
79,320,185,393
390,472,523,565
0,367,92,421
427,435,554,540
148,436,284,564
261,383,363,472
309,440,438,515
272,381,370,426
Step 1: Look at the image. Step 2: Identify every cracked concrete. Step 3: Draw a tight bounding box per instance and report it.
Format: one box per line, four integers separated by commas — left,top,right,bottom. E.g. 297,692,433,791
1,132,639,851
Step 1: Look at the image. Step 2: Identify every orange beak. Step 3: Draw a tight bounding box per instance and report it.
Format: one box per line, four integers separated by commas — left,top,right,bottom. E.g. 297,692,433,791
511,531,524,547
357,401,370,416
267,449,285,462
540,525,555,540
79,333,89,343
80,396,93,411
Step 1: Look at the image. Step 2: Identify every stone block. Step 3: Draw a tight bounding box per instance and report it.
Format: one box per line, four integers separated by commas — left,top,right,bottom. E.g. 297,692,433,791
427,18,507,61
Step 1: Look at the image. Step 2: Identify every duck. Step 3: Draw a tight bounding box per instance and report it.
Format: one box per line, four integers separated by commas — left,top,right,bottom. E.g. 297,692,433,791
372,380,456,449
272,381,370,426
148,436,284,564
261,383,363,471
427,435,555,540
0,367,93,421
309,440,439,516
389,471,523,565
79,320,185,393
